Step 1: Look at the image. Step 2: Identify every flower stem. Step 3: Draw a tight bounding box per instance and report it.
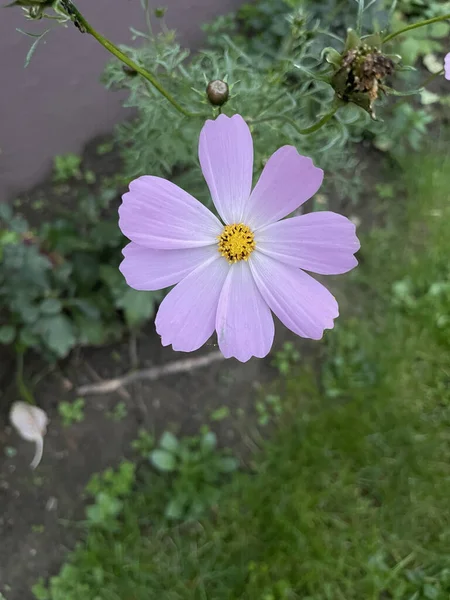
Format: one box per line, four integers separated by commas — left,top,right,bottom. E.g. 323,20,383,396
383,13,450,43
249,105,339,135
59,0,201,118
356,0,365,36
16,349,35,405
420,68,444,88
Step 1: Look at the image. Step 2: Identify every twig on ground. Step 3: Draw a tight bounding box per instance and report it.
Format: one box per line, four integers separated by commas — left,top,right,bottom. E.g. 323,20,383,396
77,351,225,396
83,362,131,400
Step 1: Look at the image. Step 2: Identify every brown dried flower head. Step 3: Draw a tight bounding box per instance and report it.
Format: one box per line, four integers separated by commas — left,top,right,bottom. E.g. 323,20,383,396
332,43,395,118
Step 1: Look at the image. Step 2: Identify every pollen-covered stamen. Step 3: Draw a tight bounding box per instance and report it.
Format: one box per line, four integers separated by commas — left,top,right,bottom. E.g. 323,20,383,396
218,223,255,263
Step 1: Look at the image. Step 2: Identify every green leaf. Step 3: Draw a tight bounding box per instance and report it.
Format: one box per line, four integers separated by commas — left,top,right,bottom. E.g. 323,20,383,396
72,254,102,289
361,33,382,49
19,328,39,348
16,28,50,68
218,456,238,473
31,579,50,600
322,47,341,67
210,406,230,421
86,493,122,524
119,289,155,327
37,315,76,357
39,298,62,315
0,203,13,222
165,497,185,520
100,265,124,291
74,315,117,346
0,325,16,344
0,230,20,245
423,583,439,600
65,298,101,319
150,449,177,472
201,431,217,452
430,22,449,39
159,431,179,453
92,222,123,247
20,305,40,324
344,29,361,51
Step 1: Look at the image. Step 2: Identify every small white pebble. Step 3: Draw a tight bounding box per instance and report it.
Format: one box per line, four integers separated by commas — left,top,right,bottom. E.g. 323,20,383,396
46,496,58,512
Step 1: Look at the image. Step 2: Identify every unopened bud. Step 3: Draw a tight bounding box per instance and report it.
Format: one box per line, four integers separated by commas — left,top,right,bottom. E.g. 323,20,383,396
206,80,229,107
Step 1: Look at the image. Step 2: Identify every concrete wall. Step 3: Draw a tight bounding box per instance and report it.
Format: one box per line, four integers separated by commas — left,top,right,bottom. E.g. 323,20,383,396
0,0,243,202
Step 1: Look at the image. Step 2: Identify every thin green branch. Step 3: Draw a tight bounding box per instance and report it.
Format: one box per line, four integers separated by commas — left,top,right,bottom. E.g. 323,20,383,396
249,105,339,135
383,13,450,43
315,28,345,43
387,0,398,29
16,349,35,404
59,0,201,118
356,0,365,36
420,68,444,88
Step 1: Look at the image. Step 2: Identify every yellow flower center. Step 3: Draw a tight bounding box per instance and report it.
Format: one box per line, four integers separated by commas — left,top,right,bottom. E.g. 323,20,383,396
218,223,256,264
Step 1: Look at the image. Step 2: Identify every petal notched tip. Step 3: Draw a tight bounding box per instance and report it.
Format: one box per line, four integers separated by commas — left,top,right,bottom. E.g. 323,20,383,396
202,113,248,128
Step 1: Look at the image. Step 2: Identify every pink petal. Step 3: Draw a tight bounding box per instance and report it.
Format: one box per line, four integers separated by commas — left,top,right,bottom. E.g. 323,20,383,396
199,114,253,224
249,252,338,340
119,176,222,249
216,261,274,362
243,146,324,230
155,256,229,352
120,243,217,291
256,212,360,275
445,53,450,81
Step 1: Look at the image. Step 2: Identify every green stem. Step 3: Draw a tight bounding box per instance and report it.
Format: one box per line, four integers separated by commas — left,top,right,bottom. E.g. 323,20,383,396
249,105,339,135
356,0,365,36
420,68,444,88
16,349,35,405
386,68,445,100
383,13,450,43
59,0,200,118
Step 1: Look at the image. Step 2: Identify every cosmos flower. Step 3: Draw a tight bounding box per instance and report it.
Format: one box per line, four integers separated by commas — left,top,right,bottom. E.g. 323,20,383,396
119,114,360,362
445,53,450,81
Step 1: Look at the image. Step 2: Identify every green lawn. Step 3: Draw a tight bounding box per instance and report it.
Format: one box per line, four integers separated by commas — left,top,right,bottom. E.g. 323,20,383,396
35,150,450,600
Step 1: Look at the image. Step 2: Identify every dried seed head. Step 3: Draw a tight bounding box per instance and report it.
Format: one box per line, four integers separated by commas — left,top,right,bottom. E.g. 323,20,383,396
332,45,395,118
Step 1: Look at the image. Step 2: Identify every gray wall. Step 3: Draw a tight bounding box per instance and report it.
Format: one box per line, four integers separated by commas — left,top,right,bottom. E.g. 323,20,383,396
0,0,243,202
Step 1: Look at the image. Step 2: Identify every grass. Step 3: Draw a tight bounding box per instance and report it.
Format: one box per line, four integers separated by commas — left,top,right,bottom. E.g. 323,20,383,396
34,149,450,600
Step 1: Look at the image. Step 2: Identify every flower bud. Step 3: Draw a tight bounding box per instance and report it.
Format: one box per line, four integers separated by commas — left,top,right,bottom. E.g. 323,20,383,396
206,80,230,107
